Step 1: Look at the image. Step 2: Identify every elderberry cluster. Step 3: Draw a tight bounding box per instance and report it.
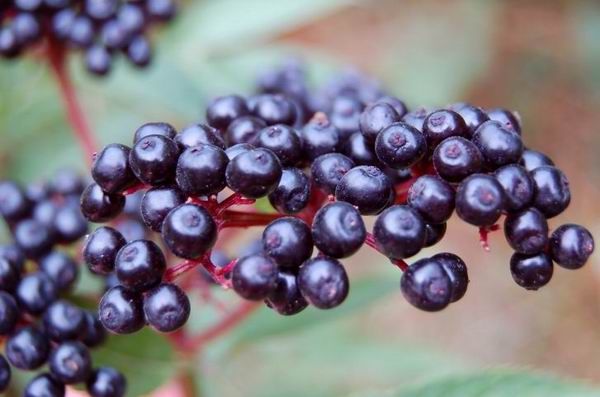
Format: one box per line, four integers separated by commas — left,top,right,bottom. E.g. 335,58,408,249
0,0,176,75
81,60,594,327
0,169,126,396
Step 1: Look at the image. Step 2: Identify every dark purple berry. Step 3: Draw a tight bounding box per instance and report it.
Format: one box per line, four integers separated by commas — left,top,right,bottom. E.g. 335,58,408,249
69,15,94,47
83,226,126,275
343,131,379,166
433,252,469,302
81,312,106,348
6,326,50,370
504,208,548,255
52,204,88,244
232,254,278,300
0,292,18,335
375,122,427,169
206,95,249,130
311,153,355,195
225,143,253,160
266,271,308,316
530,166,570,218
86,367,126,397
374,205,426,259
80,183,125,223
175,144,228,196
99,286,144,334
472,120,523,169
16,271,58,315
262,217,313,269
298,257,349,309
510,252,553,290
146,0,176,21
126,35,152,67
400,258,452,312
175,123,225,150
549,224,594,270
133,122,177,144
335,165,392,215
24,373,65,397
268,167,311,214
92,144,136,194
161,204,217,260
407,175,455,224
487,107,521,134
115,240,166,292
448,102,489,136
226,148,282,198
140,186,186,232
249,94,296,126
359,102,401,143
300,114,340,160
520,148,554,171
85,45,112,76
0,244,24,273
432,136,483,182
312,202,366,258
225,116,266,146
43,300,85,342
377,96,408,118
423,109,468,149
129,135,179,186
493,164,534,213
49,168,84,196
85,0,118,20
256,124,302,166
13,219,53,258
49,341,92,384
143,283,190,332
455,174,506,226
0,180,31,222
39,251,78,291
0,257,20,292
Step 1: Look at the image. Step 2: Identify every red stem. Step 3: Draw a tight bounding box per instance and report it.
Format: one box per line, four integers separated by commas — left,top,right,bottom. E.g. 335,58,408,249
479,224,500,252
364,232,409,271
46,38,98,166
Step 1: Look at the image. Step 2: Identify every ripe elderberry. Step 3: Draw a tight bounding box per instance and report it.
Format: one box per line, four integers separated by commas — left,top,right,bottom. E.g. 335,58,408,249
232,254,278,300
262,217,313,269
298,257,349,309
161,204,217,260
312,202,366,259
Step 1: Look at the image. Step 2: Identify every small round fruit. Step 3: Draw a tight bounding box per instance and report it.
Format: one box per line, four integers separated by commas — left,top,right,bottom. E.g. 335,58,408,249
86,367,126,397
298,257,349,309
13,219,53,259
5,326,50,370
432,136,483,182
48,341,92,384
98,286,144,334
262,217,313,269
493,164,534,213
175,144,229,197
161,204,217,260
424,222,447,247
375,122,427,169
266,271,308,316
374,205,426,259
520,148,554,171
115,240,166,292
472,120,523,169
133,122,177,144
225,148,282,198
455,174,506,226
448,102,489,136
311,153,355,195
268,167,311,214
407,175,455,224
23,373,65,397
231,254,278,300
335,165,392,215
400,258,452,312
422,109,468,149
43,300,86,342
129,135,179,186
39,251,78,291
83,226,127,275
206,95,249,130
300,113,340,160
225,116,266,146
359,101,401,143
81,312,107,348
143,283,190,333
92,143,137,194
175,123,224,150
15,271,57,316
256,124,302,166
549,224,594,270
249,94,296,126
530,165,571,218
80,183,125,222
0,292,18,335
433,253,469,302
312,202,366,258
487,107,521,134
504,208,548,255
510,252,553,290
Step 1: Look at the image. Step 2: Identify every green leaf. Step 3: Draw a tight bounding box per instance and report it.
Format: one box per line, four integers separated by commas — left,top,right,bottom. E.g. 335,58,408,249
91,328,177,396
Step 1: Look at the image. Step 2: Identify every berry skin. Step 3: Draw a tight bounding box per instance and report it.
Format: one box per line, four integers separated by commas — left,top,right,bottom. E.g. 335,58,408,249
83,226,127,275
86,367,126,397
206,95,249,130
0,354,9,392
493,164,534,213
249,94,296,126
311,153,355,195
549,224,594,270
92,144,137,194
407,175,455,224
432,136,483,183
49,341,92,384
143,283,190,333
329,95,363,140
424,222,447,247
69,15,94,47
530,165,571,218
0,257,20,292
52,204,88,244
375,122,427,169
433,252,469,302
504,208,548,255
335,165,392,215
377,96,408,118
343,131,380,166
43,300,86,342
115,240,166,292
400,258,452,312
266,271,308,316
5,326,50,370
126,35,152,67
448,102,489,136
0,292,18,335
80,182,125,223
49,168,85,196
510,252,553,290
374,205,426,259
300,114,341,161
147,0,176,21
39,251,79,291
486,107,521,134
312,202,366,258
133,122,177,144
455,174,506,227
268,167,311,214
81,312,107,348
298,257,349,309
225,116,267,146
471,120,523,169
175,123,225,150
359,101,401,143
263,217,313,269
0,244,25,272
175,144,229,196
422,109,468,149
85,44,112,76
256,124,303,166
16,221,54,260
16,272,58,316
23,373,65,397
232,254,279,300
0,180,31,222
161,204,217,260
141,186,186,232
520,148,554,171
226,147,282,198
225,143,253,160
99,286,145,334
129,135,179,186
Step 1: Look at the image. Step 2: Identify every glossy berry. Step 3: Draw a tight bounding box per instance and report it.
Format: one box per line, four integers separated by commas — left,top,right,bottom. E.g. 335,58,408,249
87,367,126,397
80,183,125,223
510,252,553,290
161,204,217,259
249,94,296,126
266,271,308,316
133,122,177,144
359,102,401,143
400,258,452,312
16,271,57,315
206,95,249,130
23,373,65,397
312,202,366,258
0,244,25,273
335,165,392,215
52,204,88,244
448,102,489,136
143,283,190,333
493,164,534,213
530,166,571,218
99,286,144,334
472,120,523,169
49,341,92,384
175,144,228,196
422,109,468,149
0,257,20,292
92,144,136,194
343,131,379,166
43,300,85,342
455,174,506,226
311,153,355,195
5,326,50,370
433,252,469,302
0,354,9,393
0,180,31,222
49,168,84,196
140,186,186,232
520,148,554,171
226,147,282,198
375,122,427,169
83,226,127,275
256,124,302,166
81,312,107,348
549,224,594,270
39,251,78,291
298,257,349,309
374,205,426,259
115,240,166,292
126,35,152,67
263,217,313,269
268,167,311,214
0,292,18,335
432,136,483,182
487,107,521,134
504,208,548,255
225,116,266,146
424,223,447,247
129,135,179,186
300,114,340,160
225,143,253,160
175,123,225,150
329,95,363,140
377,96,408,118
407,175,455,224
232,254,278,300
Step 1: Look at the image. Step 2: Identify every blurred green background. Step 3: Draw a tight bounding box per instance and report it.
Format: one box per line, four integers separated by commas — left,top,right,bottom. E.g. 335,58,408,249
1,0,599,396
